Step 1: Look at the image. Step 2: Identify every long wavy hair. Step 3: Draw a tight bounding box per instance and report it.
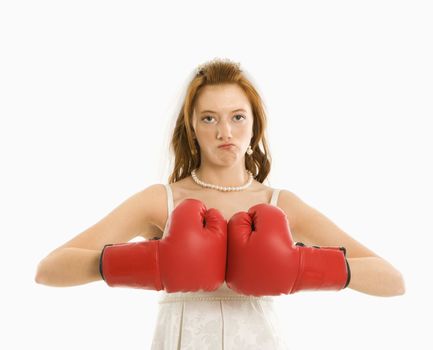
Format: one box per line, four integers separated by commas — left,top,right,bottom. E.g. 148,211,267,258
168,58,272,184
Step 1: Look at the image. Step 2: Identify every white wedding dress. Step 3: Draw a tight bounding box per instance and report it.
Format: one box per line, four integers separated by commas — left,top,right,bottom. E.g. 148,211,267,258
150,184,289,350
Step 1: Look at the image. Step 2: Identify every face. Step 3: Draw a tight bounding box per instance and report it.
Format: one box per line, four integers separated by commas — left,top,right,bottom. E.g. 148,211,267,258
192,83,254,166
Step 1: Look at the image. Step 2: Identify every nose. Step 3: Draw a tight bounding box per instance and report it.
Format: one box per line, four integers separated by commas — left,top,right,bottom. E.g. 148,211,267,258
216,120,232,140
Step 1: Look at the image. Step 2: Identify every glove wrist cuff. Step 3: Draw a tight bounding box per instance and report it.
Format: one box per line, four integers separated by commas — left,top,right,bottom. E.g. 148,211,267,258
293,242,351,292
100,241,163,290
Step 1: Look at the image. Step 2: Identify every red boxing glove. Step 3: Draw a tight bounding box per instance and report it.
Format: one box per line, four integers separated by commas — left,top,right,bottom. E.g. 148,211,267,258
99,198,227,292
226,203,351,296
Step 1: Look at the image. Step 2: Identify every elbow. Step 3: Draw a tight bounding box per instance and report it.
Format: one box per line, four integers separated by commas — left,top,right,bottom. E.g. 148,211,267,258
35,271,43,285
35,249,62,285
34,273,44,285
34,258,50,285
382,259,406,297
388,271,406,296
34,261,45,285
396,272,406,296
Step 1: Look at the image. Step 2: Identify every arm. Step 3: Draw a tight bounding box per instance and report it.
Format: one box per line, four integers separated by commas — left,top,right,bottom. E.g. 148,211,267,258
346,257,405,297
35,248,101,287
278,190,406,297
35,184,166,287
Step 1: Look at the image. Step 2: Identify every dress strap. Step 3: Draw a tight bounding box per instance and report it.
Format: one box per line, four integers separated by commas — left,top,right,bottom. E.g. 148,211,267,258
161,184,174,239
270,188,281,206
164,183,174,215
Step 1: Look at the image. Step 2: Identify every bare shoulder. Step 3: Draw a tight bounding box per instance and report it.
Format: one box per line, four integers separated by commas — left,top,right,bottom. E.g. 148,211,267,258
275,189,303,239
276,188,379,257
130,183,168,224
135,183,170,239
117,183,168,239
50,183,168,253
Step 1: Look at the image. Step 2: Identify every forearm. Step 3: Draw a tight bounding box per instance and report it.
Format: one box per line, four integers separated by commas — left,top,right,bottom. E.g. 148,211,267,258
35,247,102,287
346,257,405,297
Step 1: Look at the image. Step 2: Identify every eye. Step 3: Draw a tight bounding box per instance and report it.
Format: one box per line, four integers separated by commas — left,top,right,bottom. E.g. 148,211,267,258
201,114,246,123
201,116,215,123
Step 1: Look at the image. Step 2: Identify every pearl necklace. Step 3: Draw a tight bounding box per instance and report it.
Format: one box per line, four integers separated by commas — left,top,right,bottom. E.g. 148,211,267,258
191,168,253,192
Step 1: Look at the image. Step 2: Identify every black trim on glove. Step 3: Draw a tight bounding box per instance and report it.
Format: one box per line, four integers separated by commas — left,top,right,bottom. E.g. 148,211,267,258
338,246,351,288
99,244,114,282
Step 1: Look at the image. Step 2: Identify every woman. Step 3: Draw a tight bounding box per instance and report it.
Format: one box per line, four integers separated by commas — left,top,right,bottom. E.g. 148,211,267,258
35,58,405,349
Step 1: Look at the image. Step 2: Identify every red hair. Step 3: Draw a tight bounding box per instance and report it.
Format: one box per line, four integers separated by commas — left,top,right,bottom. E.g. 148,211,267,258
168,58,272,184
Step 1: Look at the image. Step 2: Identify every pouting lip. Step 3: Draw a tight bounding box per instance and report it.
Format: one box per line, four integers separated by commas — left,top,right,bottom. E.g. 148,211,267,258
218,143,235,148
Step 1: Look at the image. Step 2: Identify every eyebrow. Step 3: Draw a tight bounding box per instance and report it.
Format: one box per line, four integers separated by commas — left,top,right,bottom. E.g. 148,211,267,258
200,108,247,114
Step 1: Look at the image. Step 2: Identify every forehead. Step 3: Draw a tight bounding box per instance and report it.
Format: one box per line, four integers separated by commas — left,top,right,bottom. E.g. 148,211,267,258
195,84,251,112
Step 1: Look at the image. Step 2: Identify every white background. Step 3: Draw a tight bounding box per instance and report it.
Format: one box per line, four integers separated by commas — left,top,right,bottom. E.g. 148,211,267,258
1,0,431,349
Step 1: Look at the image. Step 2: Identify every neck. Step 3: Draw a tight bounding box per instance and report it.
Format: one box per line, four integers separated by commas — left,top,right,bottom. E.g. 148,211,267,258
194,164,250,188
